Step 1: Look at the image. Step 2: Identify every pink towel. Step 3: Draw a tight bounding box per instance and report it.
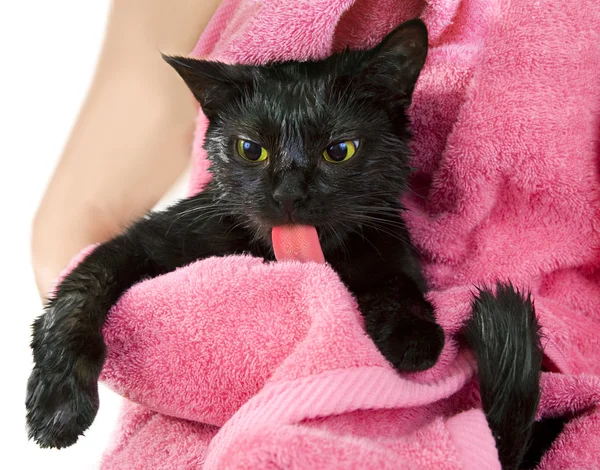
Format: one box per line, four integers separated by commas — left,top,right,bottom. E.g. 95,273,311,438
63,0,599,467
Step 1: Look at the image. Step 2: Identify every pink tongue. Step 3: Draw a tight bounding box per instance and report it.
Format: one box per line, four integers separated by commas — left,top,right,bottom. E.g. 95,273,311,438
272,225,325,263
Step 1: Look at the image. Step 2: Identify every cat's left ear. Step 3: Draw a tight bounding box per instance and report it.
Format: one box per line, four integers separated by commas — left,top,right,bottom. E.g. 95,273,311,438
163,55,253,118
360,19,428,105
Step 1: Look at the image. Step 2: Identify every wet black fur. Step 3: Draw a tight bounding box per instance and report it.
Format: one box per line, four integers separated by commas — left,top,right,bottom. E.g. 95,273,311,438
463,284,543,469
27,19,545,468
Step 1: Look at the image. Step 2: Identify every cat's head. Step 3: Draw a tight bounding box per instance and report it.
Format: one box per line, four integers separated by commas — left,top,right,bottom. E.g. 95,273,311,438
164,19,428,246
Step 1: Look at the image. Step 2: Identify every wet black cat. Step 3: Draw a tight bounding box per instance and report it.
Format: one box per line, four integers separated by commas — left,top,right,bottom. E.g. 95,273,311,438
27,19,542,469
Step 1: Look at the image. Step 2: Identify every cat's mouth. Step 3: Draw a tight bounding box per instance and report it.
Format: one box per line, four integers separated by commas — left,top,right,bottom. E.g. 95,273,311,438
257,209,317,230
252,207,353,253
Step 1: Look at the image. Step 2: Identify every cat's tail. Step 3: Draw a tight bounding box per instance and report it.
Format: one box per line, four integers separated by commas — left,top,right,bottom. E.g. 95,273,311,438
462,283,543,470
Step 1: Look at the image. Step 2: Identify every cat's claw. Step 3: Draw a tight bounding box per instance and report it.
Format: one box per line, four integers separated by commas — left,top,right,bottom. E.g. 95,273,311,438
26,363,99,448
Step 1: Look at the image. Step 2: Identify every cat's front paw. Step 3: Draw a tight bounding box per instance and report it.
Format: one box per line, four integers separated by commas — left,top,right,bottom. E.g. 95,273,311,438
26,293,106,448
369,317,445,372
26,365,99,448
358,277,445,372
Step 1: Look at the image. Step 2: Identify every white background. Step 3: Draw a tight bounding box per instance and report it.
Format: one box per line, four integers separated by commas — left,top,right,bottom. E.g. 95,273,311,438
0,2,188,468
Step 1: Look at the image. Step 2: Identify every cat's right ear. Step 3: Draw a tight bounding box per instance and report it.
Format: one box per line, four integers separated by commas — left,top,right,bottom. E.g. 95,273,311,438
163,55,253,118
359,19,428,106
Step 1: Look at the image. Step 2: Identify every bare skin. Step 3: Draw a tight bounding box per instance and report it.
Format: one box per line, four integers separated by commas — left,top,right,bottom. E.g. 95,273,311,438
31,0,223,298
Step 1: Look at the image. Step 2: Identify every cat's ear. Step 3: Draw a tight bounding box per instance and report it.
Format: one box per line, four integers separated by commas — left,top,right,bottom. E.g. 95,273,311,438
360,19,428,105
163,55,253,117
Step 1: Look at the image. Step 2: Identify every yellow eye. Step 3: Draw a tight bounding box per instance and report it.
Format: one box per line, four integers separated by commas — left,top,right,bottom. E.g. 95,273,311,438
323,140,359,163
236,139,269,162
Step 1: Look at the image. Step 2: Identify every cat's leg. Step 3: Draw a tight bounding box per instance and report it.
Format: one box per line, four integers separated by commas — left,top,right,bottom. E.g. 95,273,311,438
356,274,445,372
27,236,155,448
26,188,255,448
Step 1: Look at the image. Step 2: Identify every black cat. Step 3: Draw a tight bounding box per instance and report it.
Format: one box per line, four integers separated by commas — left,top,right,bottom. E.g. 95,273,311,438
27,19,542,469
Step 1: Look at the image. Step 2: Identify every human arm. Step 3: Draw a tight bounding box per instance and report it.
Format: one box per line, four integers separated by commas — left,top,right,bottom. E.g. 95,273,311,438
31,0,223,298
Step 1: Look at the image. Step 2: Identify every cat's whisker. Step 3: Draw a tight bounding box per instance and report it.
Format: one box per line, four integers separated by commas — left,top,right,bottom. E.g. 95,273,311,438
403,186,427,201
324,221,351,261
173,203,246,236
165,201,238,235
346,224,385,260
356,223,413,249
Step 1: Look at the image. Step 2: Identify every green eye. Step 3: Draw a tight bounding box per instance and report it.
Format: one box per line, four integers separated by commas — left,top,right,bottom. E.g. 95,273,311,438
323,140,359,163
236,139,269,162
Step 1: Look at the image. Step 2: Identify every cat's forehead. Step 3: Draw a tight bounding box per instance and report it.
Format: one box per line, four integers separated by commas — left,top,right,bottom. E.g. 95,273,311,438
251,54,363,104
256,51,368,81
242,74,364,127
238,85,363,147
219,57,383,145
268,78,328,111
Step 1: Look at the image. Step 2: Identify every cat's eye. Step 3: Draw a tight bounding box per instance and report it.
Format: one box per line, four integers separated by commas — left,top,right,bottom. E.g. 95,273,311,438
323,140,359,163
236,139,269,162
